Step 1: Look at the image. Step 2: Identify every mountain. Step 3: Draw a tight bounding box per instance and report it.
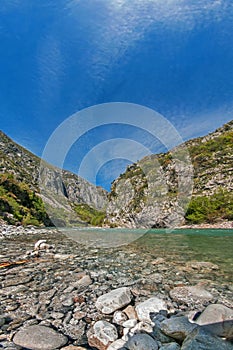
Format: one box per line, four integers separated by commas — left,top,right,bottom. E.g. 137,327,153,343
1,120,233,228
106,120,233,228
0,131,107,226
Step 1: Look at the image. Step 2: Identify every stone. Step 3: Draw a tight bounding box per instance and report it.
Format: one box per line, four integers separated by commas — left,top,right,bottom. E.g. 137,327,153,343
160,316,198,341
13,325,68,350
88,320,118,350
96,287,132,314
61,347,87,350
123,305,137,320
131,321,153,334
169,285,214,305
181,327,233,350
195,303,233,338
0,317,5,327
113,311,128,325
122,319,137,328
107,339,127,349
135,297,167,323
159,343,181,350
73,275,92,290
124,333,159,350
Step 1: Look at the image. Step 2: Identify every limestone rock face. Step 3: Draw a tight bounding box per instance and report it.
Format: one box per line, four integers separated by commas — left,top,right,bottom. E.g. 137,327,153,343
106,120,233,228
96,287,132,314
0,130,107,226
13,325,68,350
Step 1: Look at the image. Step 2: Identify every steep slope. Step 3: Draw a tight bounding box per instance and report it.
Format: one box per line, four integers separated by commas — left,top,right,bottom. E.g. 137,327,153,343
106,120,233,228
0,131,107,226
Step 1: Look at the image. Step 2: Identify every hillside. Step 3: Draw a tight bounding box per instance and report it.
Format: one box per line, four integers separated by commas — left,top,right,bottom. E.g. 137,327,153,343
0,131,107,226
106,120,233,228
1,120,233,228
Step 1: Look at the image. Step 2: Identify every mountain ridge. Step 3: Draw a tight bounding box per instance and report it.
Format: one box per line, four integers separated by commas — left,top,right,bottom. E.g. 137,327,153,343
0,119,233,227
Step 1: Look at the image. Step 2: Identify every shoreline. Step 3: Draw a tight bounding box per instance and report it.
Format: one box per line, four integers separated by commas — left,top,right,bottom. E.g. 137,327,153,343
0,225,232,349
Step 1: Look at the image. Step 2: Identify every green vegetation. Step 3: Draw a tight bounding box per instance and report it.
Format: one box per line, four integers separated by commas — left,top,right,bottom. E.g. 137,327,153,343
189,130,233,169
73,203,106,226
185,189,233,224
0,173,52,226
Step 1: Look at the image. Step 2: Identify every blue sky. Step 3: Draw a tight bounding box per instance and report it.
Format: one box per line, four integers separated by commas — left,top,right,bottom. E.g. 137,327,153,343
1,0,233,190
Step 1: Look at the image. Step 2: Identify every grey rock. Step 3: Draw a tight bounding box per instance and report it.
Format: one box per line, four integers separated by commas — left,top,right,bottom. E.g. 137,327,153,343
161,316,198,341
159,343,181,350
124,333,159,350
13,325,68,350
181,327,233,350
195,303,233,338
96,287,132,314
73,275,92,290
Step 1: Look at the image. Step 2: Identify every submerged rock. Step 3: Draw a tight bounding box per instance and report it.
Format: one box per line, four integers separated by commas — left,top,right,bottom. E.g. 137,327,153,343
169,285,214,305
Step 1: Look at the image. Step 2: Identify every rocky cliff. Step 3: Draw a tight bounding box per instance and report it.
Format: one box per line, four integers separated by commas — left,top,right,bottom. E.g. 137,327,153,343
0,131,107,226
106,120,233,228
1,119,233,228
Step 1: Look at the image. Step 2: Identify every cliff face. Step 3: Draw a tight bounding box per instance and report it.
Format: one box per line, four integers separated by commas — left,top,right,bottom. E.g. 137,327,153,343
1,119,233,228
106,120,233,228
0,131,107,225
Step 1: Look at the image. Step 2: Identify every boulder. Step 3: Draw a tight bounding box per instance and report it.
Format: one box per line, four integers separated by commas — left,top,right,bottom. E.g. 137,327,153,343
136,297,167,323
88,320,118,350
124,333,159,350
161,316,198,341
181,327,233,350
195,303,233,338
13,325,68,350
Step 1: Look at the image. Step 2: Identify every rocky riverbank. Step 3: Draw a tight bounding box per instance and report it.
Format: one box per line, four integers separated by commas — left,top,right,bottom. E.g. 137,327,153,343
0,225,232,349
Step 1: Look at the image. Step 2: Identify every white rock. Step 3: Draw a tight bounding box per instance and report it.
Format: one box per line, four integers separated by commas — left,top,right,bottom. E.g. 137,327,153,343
131,321,153,334
113,311,128,325
122,327,130,341
88,320,118,349
122,319,137,329
34,239,47,250
96,287,132,314
107,339,126,350
136,297,167,323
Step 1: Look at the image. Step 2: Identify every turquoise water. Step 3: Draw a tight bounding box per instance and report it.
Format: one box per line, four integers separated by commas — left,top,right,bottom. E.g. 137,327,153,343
62,227,233,283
